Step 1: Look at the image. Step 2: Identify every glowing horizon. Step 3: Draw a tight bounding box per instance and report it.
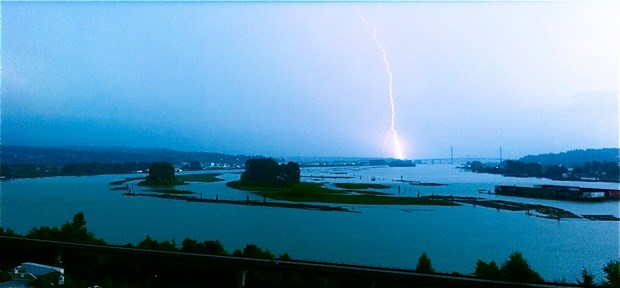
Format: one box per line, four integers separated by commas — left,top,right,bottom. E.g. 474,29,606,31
359,11,405,160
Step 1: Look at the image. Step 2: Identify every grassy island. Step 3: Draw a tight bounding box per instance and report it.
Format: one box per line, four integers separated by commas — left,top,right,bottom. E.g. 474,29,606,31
226,158,457,206
136,162,224,187
176,173,223,183
227,181,458,206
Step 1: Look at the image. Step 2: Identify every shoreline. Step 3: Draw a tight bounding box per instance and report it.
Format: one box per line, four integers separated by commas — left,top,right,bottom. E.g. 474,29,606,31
123,192,355,213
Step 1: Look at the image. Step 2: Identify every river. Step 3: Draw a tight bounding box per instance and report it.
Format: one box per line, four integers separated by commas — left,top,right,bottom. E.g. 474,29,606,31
1,164,618,282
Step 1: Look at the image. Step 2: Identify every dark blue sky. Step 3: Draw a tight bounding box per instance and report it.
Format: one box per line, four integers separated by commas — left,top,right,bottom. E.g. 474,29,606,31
2,2,618,159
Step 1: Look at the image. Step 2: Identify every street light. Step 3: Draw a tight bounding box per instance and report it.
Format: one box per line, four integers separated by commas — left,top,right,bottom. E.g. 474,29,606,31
145,274,158,288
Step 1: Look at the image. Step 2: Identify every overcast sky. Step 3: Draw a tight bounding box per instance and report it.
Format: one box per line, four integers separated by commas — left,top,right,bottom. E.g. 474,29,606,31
2,1,618,159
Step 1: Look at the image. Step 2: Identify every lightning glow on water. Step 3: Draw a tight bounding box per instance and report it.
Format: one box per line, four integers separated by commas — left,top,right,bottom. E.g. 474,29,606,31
359,11,405,160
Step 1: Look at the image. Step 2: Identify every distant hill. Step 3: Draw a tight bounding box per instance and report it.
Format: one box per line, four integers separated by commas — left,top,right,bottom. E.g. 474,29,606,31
519,148,619,167
0,145,257,166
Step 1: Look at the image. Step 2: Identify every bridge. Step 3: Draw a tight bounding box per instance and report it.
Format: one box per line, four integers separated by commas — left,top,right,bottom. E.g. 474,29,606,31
412,158,501,165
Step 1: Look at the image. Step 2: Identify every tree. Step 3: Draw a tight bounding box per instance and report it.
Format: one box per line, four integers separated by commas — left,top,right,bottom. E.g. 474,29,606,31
544,164,568,179
577,268,595,287
602,260,620,287
241,244,274,260
203,240,227,256
240,158,301,186
474,260,501,279
146,162,177,185
181,238,202,253
500,251,542,283
28,212,104,244
284,161,301,184
241,158,281,185
416,252,435,273
278,253,291,261
137,235,159,250
0,227,17,237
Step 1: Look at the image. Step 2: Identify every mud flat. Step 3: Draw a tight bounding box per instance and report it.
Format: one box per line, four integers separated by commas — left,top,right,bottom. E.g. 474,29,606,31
425,195,616,221
582,215,620,221
302,175,355,179
394,179,448,186
123,192,354,213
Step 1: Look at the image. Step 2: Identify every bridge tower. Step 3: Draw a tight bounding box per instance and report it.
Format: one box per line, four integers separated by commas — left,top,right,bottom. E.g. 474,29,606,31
450,146,454,164
499,147,503,163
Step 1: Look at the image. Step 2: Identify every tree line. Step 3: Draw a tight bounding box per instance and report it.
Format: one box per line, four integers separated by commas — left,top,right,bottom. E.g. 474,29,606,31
465,160,619,182
0,145,254,167
0,162,152,179
520,148,619,167
2,213,617,286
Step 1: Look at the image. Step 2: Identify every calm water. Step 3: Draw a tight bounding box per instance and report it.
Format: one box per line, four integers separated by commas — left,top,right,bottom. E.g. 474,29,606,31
1,165,618,282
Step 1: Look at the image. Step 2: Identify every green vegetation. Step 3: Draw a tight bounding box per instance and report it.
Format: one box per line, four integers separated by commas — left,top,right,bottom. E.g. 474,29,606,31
466,158,619,182
2,214,619,287
334,183,390,190
474,251,543,283
176,173,223,183
26,212,105,245
602,260,620,287
227,180,457,206
138,162,183,186
1,212,297,288
233,244,275,260
520,148,619,167
181,238,227,256
240,158,300,185
230,158,454,206
110,173,222,191
474,260,501,279
0,227,17,237
15,212,287,260
578,268,595,287
416,252,435,273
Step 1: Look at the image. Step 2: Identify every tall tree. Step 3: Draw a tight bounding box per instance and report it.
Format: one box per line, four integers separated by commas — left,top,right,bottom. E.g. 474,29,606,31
241,158,281,185
500,252,542,283
146,162,177,185
284,161,301,184
602,260,619,287
474,260,501,279
577,268,595,287
416,252,435,273
240,158,300,186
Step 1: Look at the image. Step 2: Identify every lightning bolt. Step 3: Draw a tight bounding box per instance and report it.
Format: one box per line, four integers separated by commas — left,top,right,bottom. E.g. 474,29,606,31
359,11,405,160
